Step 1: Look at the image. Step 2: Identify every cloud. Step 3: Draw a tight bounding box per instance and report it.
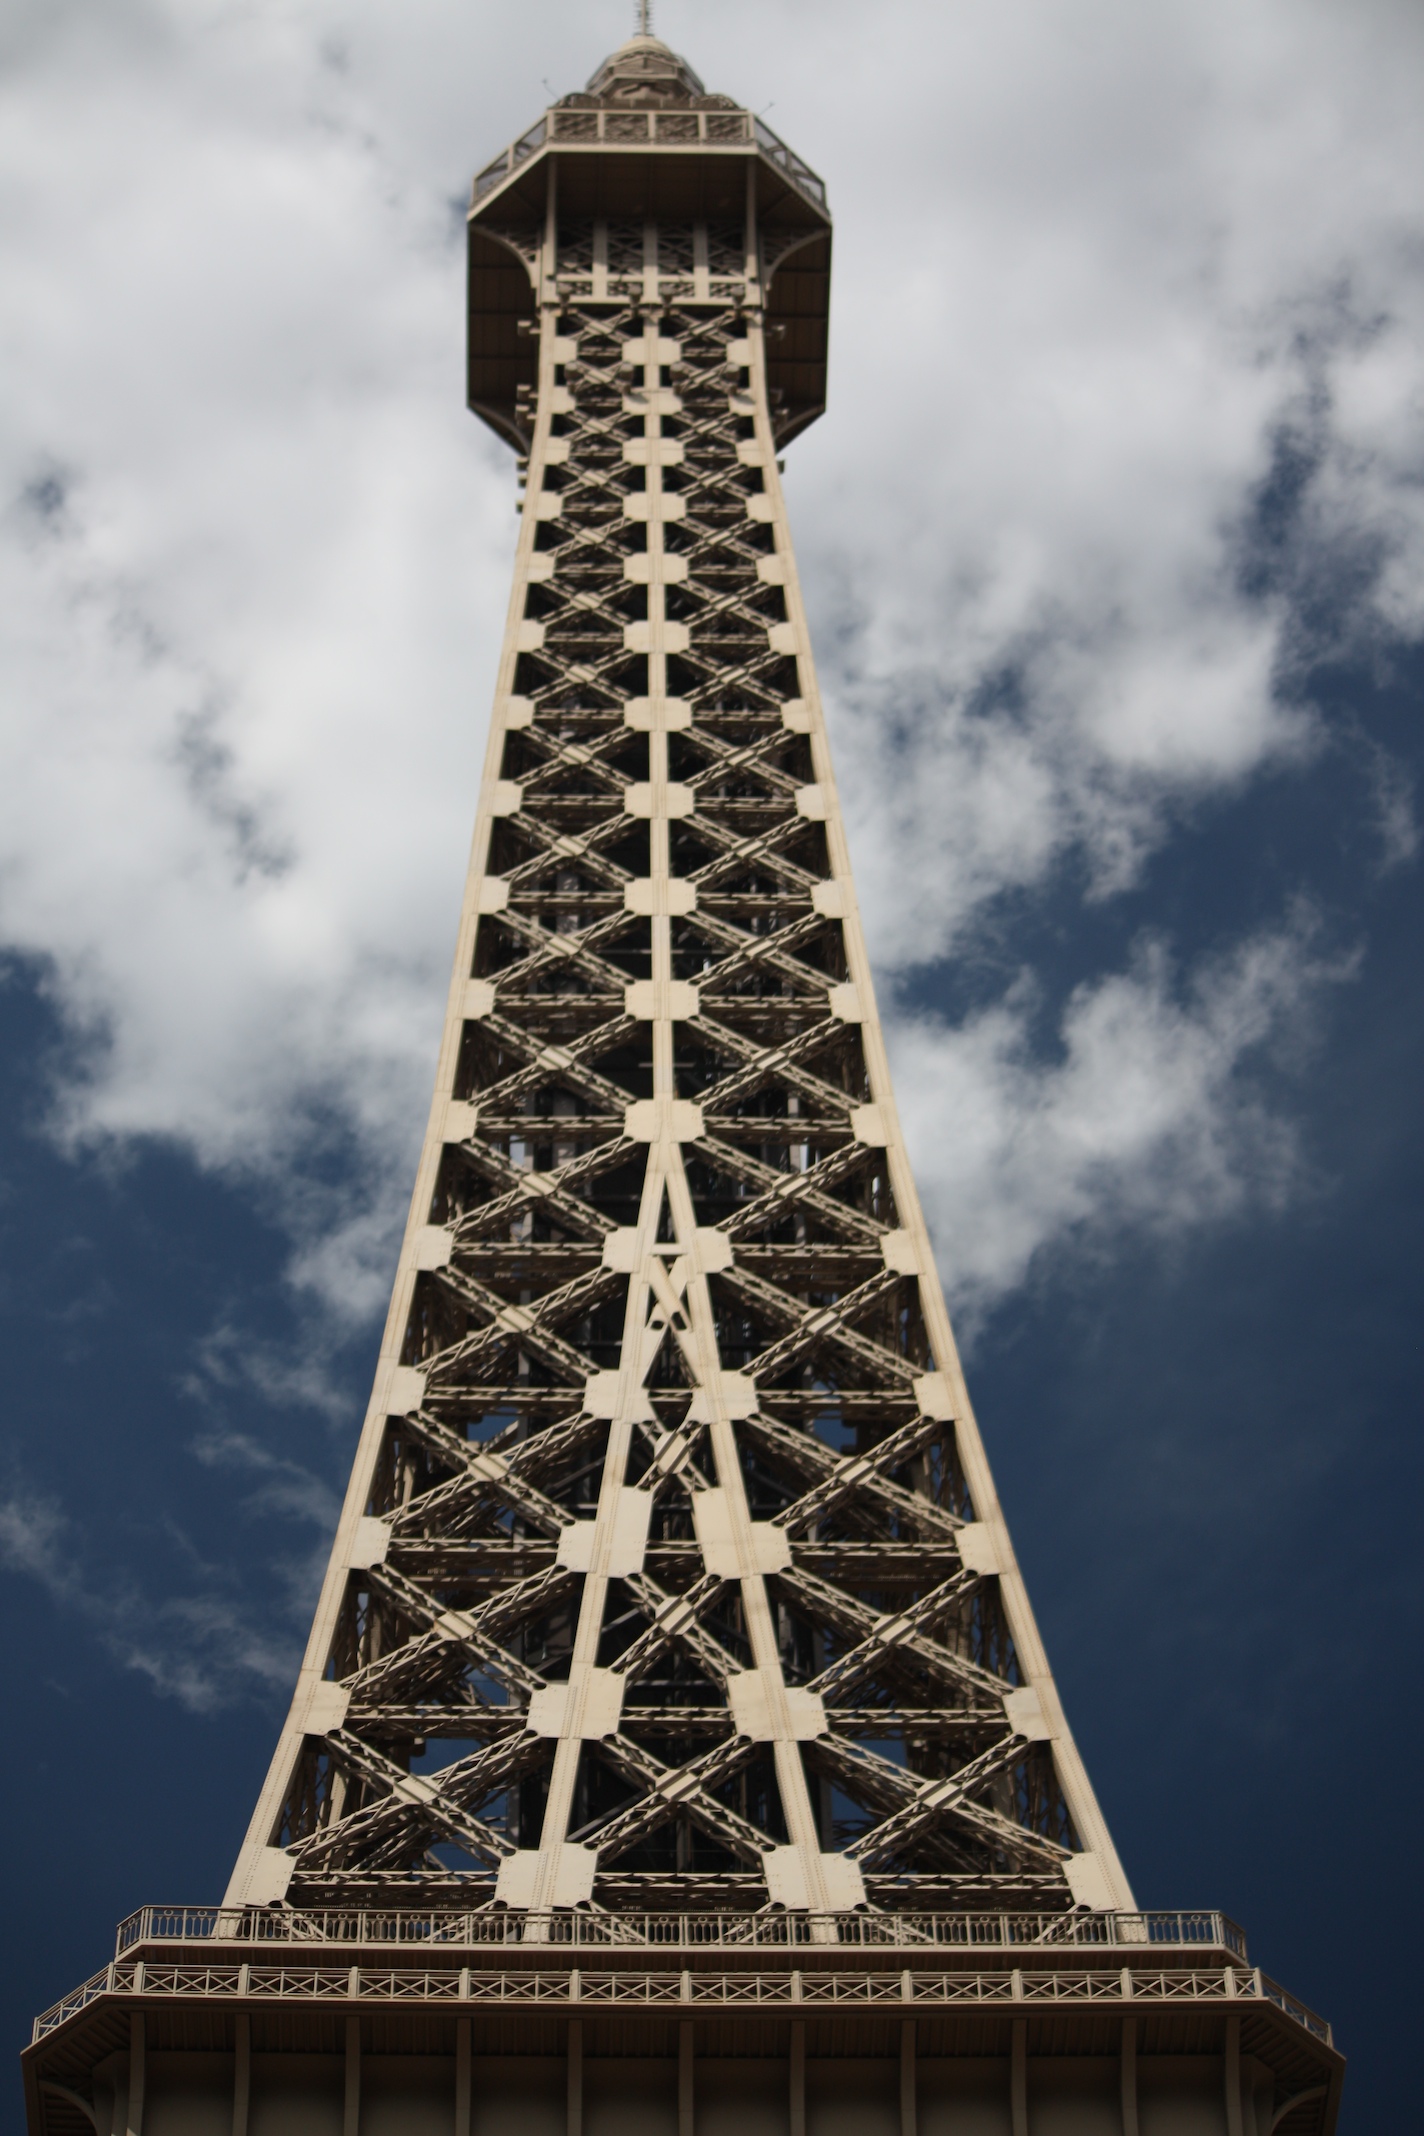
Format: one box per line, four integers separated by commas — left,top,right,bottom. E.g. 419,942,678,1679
886,915,1355,1332
0,6,516,1309
0,1285,346,1708
182,1315,367,1429
0,1481,305,1710
191,1425,343,1532
785,0,1424,972
0,0,1420,1335
1359,735,1420,873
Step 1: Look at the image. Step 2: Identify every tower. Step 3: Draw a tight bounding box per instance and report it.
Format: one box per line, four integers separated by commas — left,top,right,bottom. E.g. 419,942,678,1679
24,27,1343,2136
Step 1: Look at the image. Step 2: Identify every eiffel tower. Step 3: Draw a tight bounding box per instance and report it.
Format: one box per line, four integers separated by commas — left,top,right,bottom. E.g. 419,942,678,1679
24,25,1343,2136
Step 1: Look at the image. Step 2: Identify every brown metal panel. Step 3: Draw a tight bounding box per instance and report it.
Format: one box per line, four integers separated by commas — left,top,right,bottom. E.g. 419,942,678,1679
466,229,537,449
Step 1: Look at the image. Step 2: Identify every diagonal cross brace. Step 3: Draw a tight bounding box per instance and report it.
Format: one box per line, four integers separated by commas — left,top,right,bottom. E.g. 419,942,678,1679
460,1012,642,1124
391,1410,574,1537
829,1732,1068,1872
781,1564,1006,1703
742,1408,960,1542
686,814,822,898
350,1560,578,1709
503,809,638,895
806,1570,988,1703
613,1569,736,1688
772,1409,957,1537
572,1730,768,1867
697,1135,882,1246
632,1410,714,1501
487,901,645,998
430,1260,622,1384
724,1264,919,1388
448,1134,634,1248
687,1012,862,1120
677,906,833,1004
289,1727,529,1871
358,1561,550,1703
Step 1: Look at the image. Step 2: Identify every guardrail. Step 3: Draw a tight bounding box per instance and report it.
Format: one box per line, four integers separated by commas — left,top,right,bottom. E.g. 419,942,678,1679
114,1906,1246,1959
473,119,547,201
753,118,827,209
34,1957,1330,2047
471,109,827,213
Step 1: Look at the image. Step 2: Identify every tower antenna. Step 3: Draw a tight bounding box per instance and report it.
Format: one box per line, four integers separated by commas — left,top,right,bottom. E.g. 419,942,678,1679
636,0,652,35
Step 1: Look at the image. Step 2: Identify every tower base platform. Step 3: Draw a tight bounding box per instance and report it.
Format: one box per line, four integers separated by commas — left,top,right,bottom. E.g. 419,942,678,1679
24,1909,1341,2136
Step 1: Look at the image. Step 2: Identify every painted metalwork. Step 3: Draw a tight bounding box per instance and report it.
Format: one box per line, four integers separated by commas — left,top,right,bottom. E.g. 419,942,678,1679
224,27,1132,1933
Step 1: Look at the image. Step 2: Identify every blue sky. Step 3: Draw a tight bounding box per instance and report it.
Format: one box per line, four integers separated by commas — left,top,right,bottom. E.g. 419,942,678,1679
2,0,1421,2125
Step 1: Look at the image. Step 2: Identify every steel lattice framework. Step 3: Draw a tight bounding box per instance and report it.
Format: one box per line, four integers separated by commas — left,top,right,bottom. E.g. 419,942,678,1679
22,36,1345,2136
226,27,1134,1935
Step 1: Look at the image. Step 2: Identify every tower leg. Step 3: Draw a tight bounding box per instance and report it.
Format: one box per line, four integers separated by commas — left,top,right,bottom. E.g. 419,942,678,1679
125,2014,145,2136
455,2018,471,2136
1120,2016,1138,2136
1225,2013,1243,2136
231,2014,250,2136
679,2021,694,2136
1011,2018,1027,2136
790,2023,805,2136
899,2022,916,2136
568,2020,583,2136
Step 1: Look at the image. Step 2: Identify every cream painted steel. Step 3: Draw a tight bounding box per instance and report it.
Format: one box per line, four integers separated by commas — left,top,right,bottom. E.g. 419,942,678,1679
225,44,1131,1930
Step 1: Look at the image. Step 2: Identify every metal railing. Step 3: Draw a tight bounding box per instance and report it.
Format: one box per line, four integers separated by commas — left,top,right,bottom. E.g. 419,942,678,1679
753,118,828,209
114,1905,1245,1959
34,1956,1330,2047
473,118,547,200
471,110,827,213
1259,1974,1335,2043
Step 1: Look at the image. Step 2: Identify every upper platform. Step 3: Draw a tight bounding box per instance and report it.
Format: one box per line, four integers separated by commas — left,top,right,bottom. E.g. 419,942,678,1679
467,34,831,452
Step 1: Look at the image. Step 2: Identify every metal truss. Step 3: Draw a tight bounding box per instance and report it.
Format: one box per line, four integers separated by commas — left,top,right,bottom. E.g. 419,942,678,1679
224,54,1135,1934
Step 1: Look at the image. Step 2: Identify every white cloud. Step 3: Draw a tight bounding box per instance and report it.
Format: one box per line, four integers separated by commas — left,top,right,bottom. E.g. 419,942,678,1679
887,916,1352,1331
781,0,1424,971
0,1480,308,1709
0,0,1420,1333
1361,738,1421,873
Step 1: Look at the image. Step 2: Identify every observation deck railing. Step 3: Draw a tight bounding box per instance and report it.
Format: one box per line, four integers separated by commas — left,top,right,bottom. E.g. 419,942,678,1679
113,1905,1245,1959
34,1950,1333,2051
471,110,827,213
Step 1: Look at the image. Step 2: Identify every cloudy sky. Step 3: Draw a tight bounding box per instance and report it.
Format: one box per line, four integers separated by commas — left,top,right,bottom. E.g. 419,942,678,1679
2,0,1421,2118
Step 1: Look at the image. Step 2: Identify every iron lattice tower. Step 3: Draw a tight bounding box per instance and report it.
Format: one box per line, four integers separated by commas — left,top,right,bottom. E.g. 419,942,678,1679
226,31,1127,1929
23,31,1343,2136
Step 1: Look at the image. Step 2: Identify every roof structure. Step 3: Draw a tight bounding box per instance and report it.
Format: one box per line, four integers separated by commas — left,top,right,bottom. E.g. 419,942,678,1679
465,36,831,453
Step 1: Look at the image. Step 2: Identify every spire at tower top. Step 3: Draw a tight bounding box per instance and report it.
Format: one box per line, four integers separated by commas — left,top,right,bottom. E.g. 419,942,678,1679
581,24,707,104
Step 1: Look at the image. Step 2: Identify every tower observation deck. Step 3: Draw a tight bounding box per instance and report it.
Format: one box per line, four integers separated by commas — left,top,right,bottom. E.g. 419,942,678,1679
23,28,1342,2136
